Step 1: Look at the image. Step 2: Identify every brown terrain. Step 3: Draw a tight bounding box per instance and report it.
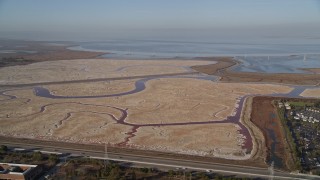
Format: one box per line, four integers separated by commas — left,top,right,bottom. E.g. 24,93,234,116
300,68,320,74
0,58,294,162
1,40,318,171
300,89,320,98
192,57,320,86
191,57,236,75
0,40,104,67
0,135,267,168
250,96,296,171
240,97,267,167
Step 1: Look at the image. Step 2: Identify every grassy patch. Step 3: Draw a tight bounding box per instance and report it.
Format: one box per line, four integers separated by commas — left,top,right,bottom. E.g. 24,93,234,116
288,101,313,107
274,102,302,171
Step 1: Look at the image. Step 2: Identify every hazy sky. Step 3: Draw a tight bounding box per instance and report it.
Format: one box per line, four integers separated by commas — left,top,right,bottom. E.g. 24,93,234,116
1,0,320,42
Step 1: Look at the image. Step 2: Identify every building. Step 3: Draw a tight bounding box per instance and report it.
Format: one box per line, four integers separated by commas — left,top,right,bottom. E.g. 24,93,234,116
294,116,300,120
284,102,291,110
278,102,284,108
0,163,43,180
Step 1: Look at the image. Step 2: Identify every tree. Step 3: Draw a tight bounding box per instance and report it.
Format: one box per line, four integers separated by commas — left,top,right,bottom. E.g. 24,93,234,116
126,170,136,180
48,154,59,163
32,152,43,161
131,171,136,180
140,167,149,173
107,167,121,180
198,172,209,180
0,145,8,153
315,101,320,108
168,170,175,177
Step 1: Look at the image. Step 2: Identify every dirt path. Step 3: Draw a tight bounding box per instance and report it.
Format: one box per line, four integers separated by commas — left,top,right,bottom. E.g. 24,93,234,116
240,97,267,165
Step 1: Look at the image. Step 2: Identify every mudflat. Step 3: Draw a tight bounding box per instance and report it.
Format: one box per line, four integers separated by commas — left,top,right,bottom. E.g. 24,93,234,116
299,68,320,74
0,58,293,160
0,59,213,85
192,57,320,85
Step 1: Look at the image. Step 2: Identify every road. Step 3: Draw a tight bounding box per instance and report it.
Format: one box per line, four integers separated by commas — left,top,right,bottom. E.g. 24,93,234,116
0,137,319,179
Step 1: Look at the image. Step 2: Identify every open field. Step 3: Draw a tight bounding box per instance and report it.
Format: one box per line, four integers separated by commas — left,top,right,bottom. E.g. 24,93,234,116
0,58,295,161
130,124,246,159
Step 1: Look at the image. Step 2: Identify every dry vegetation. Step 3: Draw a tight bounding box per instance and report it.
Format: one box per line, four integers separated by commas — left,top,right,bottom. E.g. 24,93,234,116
300,89,320,98
0,59,294,160
130,124,246,159
0,59,213,85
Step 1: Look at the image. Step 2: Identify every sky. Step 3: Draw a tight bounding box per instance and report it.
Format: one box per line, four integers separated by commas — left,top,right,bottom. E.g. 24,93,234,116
0,0,320,43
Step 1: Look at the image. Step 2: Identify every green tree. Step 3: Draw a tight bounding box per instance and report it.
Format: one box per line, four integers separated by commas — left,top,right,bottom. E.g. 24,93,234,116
168,170,175,177
131,170,136,180
107,167,121,180
0,145,8,153
140,167,149,173
48,154,59,163
315,101,320,108
198,172,209,180
32,151,43,161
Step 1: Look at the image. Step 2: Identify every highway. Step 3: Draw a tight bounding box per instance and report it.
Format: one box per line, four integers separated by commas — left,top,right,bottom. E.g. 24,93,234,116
0,137,319,180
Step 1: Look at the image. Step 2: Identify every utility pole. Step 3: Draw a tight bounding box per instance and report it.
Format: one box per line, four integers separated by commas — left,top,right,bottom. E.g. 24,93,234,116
104,143,108,169
268,161,274,180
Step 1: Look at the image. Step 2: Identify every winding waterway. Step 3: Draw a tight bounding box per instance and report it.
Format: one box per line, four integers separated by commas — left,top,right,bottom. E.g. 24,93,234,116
0,73,317,162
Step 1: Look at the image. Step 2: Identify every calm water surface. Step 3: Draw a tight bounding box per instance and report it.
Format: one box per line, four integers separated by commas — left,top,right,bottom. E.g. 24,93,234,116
69,40,320,59
69,40,320,73
233,54,320,74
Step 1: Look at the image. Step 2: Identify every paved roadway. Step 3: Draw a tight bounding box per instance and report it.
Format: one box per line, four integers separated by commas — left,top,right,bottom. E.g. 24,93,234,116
1,139,319,180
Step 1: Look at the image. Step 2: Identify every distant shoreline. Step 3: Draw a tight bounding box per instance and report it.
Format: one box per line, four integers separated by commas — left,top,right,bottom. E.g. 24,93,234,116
191,57,320,86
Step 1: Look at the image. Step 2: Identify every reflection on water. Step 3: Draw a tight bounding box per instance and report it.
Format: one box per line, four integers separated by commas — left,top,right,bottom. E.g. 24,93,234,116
234,54,320,74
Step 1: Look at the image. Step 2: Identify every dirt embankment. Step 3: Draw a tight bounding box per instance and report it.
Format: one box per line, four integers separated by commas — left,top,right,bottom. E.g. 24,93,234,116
221,71,320,86
191,57,236,75
240,97,267,165
299,68,320,74
250,96,296,171
192,57,320,86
